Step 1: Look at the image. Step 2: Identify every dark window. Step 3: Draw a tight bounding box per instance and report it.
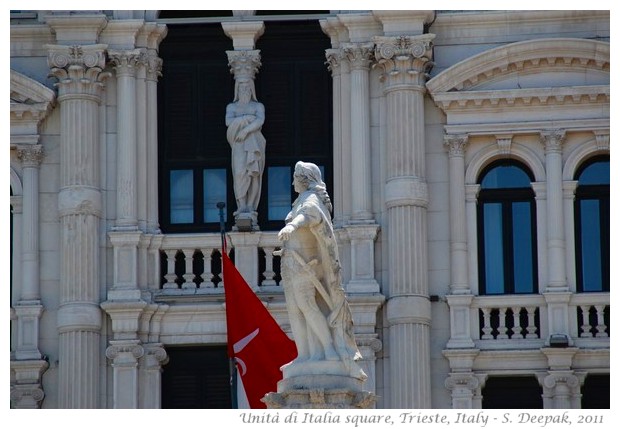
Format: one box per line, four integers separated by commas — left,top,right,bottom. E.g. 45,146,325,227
162,346,232,409
477,161,538,295
158,21,332,233
574,157,609,292
581,374,610,409
482,376,543,409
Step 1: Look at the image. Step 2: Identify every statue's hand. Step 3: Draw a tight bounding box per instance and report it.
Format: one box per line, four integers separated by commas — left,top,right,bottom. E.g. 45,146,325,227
278,224,296,241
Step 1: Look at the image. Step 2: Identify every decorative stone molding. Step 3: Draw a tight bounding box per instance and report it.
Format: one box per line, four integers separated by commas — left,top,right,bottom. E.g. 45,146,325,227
444,134,469,158
226,49,262,82
427,38,610,94
385,176,428,209
145,51,163,81
46,44,110,98
16,145,44,167
445,373,480,391
540,130,566,154
373,34,434,87
10,359,49,409
142,344,169,369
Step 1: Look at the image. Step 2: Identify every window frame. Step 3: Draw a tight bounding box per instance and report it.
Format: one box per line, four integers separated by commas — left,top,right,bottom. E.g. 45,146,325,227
574,156,610,293
476,160,539,295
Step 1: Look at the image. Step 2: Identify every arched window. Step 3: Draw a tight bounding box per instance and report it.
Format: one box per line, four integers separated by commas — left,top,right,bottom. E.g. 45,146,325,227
477,161,538,295
574,156,609,292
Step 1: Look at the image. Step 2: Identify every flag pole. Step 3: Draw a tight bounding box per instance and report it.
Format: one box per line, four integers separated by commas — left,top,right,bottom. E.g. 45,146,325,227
218,201,238,409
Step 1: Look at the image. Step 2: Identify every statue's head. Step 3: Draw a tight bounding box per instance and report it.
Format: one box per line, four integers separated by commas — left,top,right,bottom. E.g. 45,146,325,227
234,78,257,103
294,161,323,189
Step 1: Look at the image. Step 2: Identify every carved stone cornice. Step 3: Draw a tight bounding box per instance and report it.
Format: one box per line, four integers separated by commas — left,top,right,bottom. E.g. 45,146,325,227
226,49,261,82
342,42,374,70
46,44,110,99
444,134,469,158
373,34,434,88
17,145,44,167
108,49,142,78
540,129,566,154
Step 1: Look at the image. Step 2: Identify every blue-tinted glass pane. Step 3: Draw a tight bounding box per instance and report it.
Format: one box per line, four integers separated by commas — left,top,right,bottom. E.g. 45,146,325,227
512,202,534,293
481,165,531,189
268,166,291,221
578,161,609,185
170,170,193,224
203,169,227,223
580,199,602,292
484,203,504,294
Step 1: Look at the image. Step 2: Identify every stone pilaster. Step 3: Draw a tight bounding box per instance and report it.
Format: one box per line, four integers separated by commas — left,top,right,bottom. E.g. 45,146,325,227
10,360,49,409
541,130,568,292
374,33,434,409
106,340,145,409
537,348,584,409
139,343,169,408
146,51,163,234
343,42,375,223
445,373,483,409
563,181,579,289
47,43,109,408
228,231,261,289
445,134,469,294
343,224,380,293
465,185,480,292
109,49,141,231
325,48,347,227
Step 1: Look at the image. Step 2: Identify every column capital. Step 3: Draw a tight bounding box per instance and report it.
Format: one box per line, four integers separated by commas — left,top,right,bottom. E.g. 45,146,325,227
108,48,142,77
226,49,262,81
142,343,169,368
46,44,110,99
325,48,345,76
373,34,434,88
106,340,145,360
444,134,468,157
342,42,375,70
145,51,163,81
444,372,480,391
540,129,566,154
17,144,44,167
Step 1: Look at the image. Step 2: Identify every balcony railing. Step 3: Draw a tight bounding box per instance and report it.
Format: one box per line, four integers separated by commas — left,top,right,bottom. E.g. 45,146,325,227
471,292,609,348
156,232,282,294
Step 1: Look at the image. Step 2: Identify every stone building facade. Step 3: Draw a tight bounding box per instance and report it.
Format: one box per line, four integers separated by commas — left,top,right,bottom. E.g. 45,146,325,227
9,10,609,409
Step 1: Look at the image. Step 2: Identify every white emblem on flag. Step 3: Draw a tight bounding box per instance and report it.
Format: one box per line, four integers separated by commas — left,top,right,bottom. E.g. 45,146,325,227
233,328,259,375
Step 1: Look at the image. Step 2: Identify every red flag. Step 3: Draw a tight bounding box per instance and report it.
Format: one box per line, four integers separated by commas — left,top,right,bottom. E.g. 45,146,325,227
222,251,297,408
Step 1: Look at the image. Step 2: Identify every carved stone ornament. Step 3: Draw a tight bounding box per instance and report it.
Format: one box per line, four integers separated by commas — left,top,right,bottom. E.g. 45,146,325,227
227,50,262,81
145,51,163,81
593,131,610,151
373,34,434,86
342,43,374,70
105,344,145,360
444,134,469,157
445,374,480,391
541,129,566,153
108,49,142,77
325,49,344,75
46,44,110,98
543,373,580,389
17,145,44,167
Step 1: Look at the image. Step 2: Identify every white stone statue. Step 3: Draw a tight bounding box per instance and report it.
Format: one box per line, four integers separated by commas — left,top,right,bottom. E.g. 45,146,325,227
277,161,366,382
225,78,266,218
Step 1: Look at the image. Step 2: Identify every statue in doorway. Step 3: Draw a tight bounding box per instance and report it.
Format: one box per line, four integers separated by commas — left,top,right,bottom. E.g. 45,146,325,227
225,78,266,224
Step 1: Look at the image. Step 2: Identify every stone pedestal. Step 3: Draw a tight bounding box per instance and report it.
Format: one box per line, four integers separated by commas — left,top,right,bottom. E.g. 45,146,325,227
263,361,375,409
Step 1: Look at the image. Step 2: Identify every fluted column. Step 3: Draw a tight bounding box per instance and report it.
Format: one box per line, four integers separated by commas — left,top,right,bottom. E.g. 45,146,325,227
110,49,141,231
541,130,568,291
343,42,374,223
47,43,109,408
374,34,434,408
